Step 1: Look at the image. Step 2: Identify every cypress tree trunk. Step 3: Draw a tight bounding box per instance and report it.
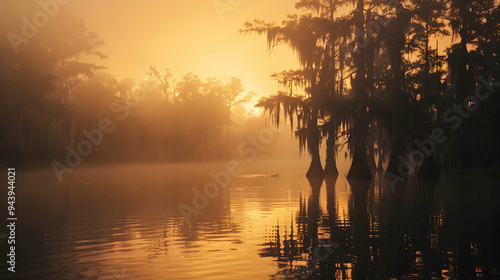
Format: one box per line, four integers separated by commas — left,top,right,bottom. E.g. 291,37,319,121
324,124,339,175
347,0,372,179
386,11,408,180
306,116,324,179
347,119,372,179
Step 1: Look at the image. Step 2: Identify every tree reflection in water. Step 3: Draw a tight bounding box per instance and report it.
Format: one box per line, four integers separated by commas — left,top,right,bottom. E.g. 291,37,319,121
259,171,500,279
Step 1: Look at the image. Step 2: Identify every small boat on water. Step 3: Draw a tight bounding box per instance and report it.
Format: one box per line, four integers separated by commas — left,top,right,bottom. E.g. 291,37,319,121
264,172,280,178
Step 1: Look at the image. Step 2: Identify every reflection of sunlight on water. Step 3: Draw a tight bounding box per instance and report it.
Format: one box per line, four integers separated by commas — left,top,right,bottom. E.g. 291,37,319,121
10,160,312,280
336,176,352,222
234,173,267,178
8,160,500,279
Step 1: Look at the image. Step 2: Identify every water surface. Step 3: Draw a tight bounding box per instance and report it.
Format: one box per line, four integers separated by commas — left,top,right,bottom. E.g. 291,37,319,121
1,161,499,279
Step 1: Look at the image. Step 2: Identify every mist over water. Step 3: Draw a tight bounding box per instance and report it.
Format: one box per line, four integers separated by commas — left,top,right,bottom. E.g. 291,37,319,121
1,160,499,279
1,0,500,279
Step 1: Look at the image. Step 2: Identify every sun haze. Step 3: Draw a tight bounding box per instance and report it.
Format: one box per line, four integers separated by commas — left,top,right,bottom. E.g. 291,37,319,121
67,0,299,101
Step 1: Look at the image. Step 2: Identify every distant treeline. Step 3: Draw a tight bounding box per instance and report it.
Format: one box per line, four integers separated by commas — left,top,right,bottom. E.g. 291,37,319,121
0,14,254,164
242,0,500,179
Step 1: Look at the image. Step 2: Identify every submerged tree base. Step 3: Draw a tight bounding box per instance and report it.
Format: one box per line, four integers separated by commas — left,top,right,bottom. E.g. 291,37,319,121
324,157,339,176
306,155,324,180
347,148,372,179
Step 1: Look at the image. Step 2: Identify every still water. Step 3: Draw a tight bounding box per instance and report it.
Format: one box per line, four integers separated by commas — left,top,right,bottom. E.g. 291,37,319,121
1,160,499,279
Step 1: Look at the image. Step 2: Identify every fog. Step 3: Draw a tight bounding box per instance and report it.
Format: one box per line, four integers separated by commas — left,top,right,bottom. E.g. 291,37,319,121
1,0,500,279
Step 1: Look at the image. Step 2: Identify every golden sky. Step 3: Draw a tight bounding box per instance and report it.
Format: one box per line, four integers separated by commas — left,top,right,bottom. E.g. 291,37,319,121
3,0,459,113
68,0,300,103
